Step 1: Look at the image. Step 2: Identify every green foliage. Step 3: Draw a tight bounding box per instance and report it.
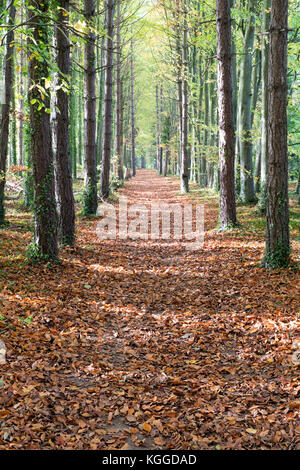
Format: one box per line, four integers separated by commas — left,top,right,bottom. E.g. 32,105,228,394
264,242,291,269
83,180,98,216
25,242,59,265
110,174,123,190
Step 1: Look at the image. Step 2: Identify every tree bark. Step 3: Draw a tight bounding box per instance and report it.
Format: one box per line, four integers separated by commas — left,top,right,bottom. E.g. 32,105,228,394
155,85,161,172
180,1,189,194
83,0,98,213
216,0,237,230
115,0,124,181
0,1,16,224
159,85,164,175
130,38,136,177
28,0,58,258
18,1,25,168
264,0,290,268
238,0,256,203
100,0,115,198
260,0,271,210
53,0,75,246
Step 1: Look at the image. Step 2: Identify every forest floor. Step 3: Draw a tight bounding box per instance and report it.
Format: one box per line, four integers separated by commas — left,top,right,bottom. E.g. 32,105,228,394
0,169,299,450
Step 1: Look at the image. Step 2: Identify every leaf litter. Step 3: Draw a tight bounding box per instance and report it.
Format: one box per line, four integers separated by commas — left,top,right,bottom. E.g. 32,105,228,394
0,170,299,450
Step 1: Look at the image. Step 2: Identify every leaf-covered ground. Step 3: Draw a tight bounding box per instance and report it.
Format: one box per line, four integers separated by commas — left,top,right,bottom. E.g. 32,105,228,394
0,170,299,450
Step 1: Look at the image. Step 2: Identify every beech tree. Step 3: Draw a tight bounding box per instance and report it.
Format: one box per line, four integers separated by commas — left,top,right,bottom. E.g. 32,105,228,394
0,1,15,225
216,0,237,230
264,0,290,268
238,0,256,203
52,0,75,246
260,0,271,211
115,0,124,182
83,0,98,214
28,0,58,259
130,38,136,177
179,0,189,194
100,0,115,199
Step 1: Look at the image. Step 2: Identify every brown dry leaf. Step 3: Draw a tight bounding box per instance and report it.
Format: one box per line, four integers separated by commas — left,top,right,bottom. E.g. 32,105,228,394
154,437,165,446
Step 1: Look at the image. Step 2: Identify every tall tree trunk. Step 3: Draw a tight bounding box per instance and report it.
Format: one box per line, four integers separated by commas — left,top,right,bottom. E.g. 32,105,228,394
260,0,270,211
238,0,256,203
264,0,290,268
231,0,237,130
216,0,237,230
96,34,105,170
83,0,98,213
53,0,75,246
180,2,189,193
208,70,217,188
130,38,136,177
10,74,17,166
115,0,124,181
155,85,161,173
0,1,16,224
254,134,261,193
201,67,209,187
163,148,169,177
28,0,58,259
100,0,115,198
18,1,25,168
159,85,164,175
251,48,261,129
175,0,183,181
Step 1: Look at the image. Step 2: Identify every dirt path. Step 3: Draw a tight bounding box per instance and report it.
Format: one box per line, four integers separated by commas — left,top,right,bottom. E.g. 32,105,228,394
0,170,299,450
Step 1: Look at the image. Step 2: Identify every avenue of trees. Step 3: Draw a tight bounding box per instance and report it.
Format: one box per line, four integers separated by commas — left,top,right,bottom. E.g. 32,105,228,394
0,0,299,268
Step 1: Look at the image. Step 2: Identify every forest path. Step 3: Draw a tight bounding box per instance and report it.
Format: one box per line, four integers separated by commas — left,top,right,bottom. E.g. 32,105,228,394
1,170,298,450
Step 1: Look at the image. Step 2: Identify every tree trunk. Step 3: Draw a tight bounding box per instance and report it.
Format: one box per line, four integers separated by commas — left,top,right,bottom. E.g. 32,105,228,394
28,0,58,259
100,0,115,198
216,0,237,230
175,0,183,182
0,1,16,224
238,0,256,203
18,2,25,168
264,0,290,268
180,2,189,193
115,0,124,181
53,0,75,246
163,148,169,177
231,0,237,130
201,67,209,187
159,85,164,175
155,85,161,172
260,0,271,211
83,0,98,214
130,38,136,177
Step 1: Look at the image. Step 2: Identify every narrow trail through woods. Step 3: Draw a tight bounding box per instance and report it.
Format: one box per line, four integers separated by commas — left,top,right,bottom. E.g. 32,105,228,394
1,170,299,450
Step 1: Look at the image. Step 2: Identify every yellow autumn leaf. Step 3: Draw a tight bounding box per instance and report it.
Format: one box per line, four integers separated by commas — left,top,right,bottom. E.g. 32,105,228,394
142,422,152,432
246,428,257,434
